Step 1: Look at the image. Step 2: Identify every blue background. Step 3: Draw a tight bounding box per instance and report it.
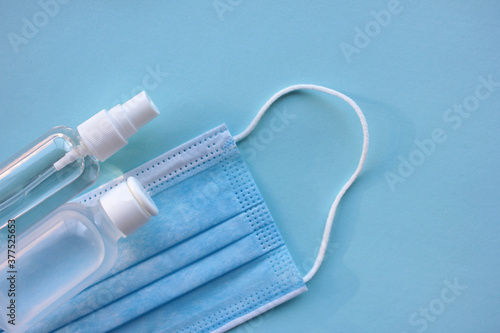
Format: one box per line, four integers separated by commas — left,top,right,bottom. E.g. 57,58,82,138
1,1,499,332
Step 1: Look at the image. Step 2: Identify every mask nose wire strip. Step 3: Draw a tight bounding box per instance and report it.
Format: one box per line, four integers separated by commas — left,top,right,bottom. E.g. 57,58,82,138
234,84,369,283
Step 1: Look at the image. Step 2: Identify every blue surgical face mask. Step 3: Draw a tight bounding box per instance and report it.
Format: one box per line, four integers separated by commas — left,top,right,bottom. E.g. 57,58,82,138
29,84,369,333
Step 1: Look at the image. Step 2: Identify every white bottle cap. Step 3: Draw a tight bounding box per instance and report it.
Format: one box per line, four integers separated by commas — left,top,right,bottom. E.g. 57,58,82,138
77,91,159,162
99,177,158,237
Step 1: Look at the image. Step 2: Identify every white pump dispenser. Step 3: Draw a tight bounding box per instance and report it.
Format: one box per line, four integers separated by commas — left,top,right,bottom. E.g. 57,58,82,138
54,91,159,170
0,91,160,244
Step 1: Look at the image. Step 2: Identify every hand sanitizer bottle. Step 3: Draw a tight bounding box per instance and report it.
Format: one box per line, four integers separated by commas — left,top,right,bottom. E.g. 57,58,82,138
0,92,159,241
0,177,158,333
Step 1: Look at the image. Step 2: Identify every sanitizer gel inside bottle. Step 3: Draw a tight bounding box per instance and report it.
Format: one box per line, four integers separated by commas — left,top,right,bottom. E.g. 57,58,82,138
0,92,159,242
0,177,158,333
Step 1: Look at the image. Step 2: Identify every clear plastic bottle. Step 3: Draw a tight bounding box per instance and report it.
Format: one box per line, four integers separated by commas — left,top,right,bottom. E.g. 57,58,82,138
0,177,158,333
0,91,159,244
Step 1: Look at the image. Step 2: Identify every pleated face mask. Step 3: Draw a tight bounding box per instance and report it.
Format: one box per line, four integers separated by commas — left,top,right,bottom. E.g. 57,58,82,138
29,85,369,333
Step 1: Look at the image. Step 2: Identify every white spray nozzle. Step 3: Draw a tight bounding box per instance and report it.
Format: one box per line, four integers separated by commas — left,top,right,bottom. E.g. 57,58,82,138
53,91,160,170
120,91,160,131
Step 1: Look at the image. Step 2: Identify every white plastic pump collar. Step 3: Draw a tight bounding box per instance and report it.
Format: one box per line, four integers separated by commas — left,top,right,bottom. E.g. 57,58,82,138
77,91,159,162
99,177,158,237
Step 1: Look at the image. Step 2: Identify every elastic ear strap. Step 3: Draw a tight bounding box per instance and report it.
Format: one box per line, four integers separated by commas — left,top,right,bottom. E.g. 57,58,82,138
234,84,369,283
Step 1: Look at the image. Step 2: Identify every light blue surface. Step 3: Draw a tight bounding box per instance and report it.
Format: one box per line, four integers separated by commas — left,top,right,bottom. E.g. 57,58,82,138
0,1,499,332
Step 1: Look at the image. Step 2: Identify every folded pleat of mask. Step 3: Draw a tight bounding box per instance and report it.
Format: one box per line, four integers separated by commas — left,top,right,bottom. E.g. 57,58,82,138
30,124,307,333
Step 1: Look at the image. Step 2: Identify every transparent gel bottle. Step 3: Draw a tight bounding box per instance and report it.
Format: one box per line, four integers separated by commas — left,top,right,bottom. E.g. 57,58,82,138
0,177,158,333
0,92,159,242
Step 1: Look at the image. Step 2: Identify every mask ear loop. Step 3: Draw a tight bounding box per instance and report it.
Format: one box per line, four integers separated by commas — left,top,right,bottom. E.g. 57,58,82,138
234,84,369,283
